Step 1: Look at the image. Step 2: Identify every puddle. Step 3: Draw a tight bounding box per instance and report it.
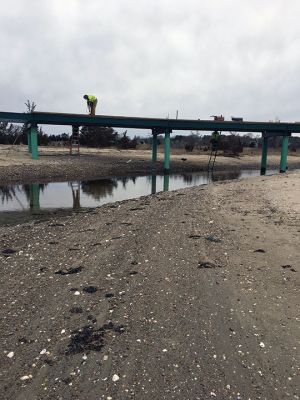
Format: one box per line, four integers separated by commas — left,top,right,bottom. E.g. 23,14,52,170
0,169,289,217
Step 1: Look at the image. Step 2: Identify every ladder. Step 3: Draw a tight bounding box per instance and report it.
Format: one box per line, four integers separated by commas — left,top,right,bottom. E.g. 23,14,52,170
70,125,80,155
207,144,218,172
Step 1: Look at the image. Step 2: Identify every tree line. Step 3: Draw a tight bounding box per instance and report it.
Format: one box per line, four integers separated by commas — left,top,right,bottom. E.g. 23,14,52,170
0,124,138,149
1,122,300,153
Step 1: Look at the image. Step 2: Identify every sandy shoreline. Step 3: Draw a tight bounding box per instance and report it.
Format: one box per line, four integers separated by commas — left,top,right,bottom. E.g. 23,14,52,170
1,145,300,185
0,171,299,399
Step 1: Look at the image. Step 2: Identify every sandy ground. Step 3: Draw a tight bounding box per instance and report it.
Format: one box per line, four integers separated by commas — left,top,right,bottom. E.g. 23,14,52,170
0,171,299,399
1,145,300,184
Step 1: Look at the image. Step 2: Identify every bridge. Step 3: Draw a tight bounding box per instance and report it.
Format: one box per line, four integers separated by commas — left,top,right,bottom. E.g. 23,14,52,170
1,110,299,174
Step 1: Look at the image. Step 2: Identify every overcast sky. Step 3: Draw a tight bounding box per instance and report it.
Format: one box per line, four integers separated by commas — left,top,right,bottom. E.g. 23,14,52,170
1,0,300,135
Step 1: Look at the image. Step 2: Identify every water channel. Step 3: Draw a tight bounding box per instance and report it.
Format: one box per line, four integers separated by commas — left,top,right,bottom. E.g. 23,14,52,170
0,169,281,214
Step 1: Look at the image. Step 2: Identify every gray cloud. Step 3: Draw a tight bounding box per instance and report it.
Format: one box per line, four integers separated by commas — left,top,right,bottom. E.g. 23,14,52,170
1,0,300,135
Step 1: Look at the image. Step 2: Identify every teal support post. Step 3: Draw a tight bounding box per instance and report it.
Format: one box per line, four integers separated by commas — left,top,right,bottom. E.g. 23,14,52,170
27,128,32,153
152,132,158,162
163,174,170,191
151,175,157,194
280,135,289,173
29,184,40,211
260,136,268,175
164,130,171,173
30,125,39,160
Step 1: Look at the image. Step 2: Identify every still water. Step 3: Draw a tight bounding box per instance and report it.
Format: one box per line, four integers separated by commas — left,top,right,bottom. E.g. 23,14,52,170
0,170,280,214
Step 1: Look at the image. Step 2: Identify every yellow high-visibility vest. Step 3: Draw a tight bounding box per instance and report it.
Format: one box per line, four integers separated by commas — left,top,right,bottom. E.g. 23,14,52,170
87,95,97,102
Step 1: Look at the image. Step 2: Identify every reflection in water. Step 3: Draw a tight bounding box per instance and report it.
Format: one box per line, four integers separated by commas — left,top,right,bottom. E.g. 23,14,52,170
151,175,156,195
0,184,47,212
150,175,170,193
29,183,40,211
0,169,284,213
163,175,170,191
181,174,194,184
69,182,81,210
70,177,139,208
120,176,137,189
81,179,118,201
1,185,21,205
207,170,240,183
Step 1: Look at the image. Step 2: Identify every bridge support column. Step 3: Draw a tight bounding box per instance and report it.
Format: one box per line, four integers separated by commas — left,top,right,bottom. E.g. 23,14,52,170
280,135,289,173
164,130,171,173
30,124,39,160
260,136,268,175
27,127,32,154
152,132,158,162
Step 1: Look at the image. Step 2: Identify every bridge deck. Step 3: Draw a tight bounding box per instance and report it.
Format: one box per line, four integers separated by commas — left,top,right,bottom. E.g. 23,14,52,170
0,111,300,134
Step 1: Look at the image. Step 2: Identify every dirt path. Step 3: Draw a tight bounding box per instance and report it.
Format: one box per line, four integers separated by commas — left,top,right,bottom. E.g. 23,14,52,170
1,145,300,184
0,172,299,399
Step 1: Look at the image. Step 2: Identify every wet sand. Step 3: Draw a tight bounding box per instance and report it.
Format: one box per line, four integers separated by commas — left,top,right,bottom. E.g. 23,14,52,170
0,171,299,399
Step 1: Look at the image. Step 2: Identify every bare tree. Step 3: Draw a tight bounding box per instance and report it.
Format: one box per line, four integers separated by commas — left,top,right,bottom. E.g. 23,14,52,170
24,100,36,113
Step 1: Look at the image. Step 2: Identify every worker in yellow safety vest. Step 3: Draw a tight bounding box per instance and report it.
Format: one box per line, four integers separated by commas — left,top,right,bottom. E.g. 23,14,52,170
83,95,98,115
